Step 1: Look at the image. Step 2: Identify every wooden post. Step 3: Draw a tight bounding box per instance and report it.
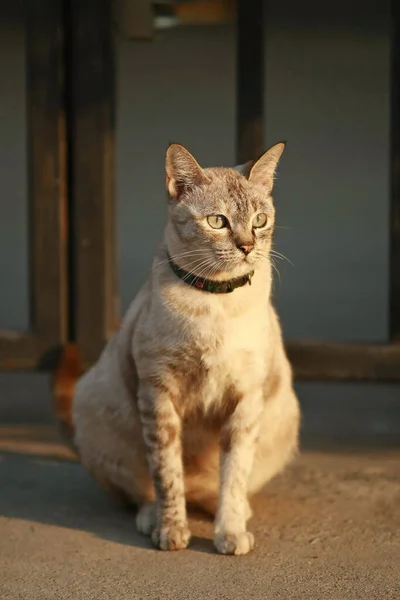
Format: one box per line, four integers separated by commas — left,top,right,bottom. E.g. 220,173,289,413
391,0,400,342
236,0,264,164
0,0,67,370
65,0,118,367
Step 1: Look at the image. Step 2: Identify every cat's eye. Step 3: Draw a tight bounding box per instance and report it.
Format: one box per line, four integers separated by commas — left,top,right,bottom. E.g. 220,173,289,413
207,215,228,229
252,213,268,228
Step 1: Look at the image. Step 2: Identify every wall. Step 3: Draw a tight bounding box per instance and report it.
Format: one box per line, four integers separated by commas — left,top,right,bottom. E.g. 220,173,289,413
265,16,389,342
0,1,28,332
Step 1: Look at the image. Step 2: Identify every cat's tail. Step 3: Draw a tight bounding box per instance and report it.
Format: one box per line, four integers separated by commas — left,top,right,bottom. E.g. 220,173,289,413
53,343,81,456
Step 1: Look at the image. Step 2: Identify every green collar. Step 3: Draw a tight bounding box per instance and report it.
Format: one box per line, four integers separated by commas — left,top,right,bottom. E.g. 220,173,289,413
168,254,254,294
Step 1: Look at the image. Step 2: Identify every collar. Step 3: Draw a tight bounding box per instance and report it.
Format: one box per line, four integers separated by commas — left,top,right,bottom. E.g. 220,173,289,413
167,254,254,294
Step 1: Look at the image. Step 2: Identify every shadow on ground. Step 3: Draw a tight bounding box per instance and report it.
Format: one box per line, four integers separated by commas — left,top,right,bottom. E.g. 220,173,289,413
0,450,217,554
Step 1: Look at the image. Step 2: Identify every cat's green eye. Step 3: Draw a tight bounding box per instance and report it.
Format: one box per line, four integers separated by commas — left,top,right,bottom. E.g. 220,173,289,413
207,215,228,229
252,213,268,228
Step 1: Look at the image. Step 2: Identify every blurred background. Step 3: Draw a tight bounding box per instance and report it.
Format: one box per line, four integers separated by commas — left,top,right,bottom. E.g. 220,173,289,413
0,0,399,448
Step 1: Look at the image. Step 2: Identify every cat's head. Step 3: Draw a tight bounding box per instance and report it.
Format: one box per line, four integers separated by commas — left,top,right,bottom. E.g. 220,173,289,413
165,142,285,278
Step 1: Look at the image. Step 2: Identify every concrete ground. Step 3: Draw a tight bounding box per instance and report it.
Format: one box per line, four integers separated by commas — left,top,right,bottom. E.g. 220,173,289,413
0,425,399,600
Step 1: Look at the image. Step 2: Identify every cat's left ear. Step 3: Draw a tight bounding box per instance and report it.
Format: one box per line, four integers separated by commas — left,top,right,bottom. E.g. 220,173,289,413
248,142,286,190
166,143,208,200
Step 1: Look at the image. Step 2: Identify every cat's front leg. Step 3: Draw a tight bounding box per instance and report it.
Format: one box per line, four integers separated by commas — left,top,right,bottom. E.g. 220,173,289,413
138,383,190,551
214,393,263,556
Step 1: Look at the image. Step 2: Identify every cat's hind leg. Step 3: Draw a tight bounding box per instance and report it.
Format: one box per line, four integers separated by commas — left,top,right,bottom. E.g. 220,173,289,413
136,502,157,536
249,387,300,496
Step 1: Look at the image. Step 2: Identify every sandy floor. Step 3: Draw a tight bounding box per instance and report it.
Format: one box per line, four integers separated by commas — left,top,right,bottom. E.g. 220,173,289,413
0,426,399,599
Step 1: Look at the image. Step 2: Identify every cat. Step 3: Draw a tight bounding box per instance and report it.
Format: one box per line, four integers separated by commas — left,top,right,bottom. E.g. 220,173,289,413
72,142,300,556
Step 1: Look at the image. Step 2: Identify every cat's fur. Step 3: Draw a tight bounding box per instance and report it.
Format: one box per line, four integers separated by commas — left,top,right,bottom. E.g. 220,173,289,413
72,142,300,555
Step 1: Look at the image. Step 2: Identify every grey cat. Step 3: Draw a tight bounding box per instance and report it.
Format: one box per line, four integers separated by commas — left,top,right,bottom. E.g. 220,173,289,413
72,142,300,555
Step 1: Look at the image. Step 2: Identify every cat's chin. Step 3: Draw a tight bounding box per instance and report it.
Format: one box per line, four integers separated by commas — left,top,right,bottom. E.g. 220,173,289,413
205,261,258,281
211,253,262,276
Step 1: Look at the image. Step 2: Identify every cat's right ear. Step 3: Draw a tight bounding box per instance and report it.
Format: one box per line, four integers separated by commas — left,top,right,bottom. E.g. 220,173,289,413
166,143,207,200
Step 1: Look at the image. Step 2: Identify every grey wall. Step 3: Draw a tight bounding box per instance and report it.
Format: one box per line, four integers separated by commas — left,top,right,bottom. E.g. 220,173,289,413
265,22,389,342
0,1,29,332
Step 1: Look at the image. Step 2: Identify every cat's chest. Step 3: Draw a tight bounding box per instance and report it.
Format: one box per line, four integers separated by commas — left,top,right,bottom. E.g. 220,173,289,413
189,306,268,403
202,316,263,364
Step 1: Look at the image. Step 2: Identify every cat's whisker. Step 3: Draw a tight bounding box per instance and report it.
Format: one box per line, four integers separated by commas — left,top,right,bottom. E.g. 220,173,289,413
191,259,222,283
151,254,211,276
195,260,218,279
254,248,281,284
269,257,281,285
202,261,223,280
152,249,208,270
270,249,294,267
209,257,230,279
181,258,213,276
181,258,215,283
168,250,208,260
177,256,215,272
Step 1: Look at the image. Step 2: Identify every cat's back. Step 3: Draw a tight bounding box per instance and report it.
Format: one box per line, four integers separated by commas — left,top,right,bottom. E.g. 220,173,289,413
73,280,151,424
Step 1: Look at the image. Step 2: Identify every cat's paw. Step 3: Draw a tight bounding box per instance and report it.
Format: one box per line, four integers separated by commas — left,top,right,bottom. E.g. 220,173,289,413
151,524,191,551
136,502,157,536
213,530,255,556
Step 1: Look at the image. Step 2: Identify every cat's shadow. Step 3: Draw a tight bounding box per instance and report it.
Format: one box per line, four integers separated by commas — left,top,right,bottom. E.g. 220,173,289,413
0,451,216,555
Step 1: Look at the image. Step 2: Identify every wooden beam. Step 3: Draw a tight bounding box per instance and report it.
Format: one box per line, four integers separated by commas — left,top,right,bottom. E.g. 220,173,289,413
391,0,400,342
286,340,400,381
66,0,118,367
174,1,235,24
0,0,67,370
236,0,264,163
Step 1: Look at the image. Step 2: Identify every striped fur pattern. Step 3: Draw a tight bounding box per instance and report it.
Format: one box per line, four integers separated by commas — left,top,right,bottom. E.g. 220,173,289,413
73,143,300,555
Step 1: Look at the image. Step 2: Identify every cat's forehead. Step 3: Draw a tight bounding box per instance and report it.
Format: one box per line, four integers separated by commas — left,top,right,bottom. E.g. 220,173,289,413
204,167,247,194
202,167,270,213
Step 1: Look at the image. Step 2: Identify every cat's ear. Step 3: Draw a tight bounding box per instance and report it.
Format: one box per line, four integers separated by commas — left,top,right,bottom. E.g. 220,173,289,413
248,142,286,190
166,143,207,200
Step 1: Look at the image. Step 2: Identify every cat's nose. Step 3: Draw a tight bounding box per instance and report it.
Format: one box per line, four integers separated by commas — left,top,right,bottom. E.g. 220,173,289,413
237,243,254,255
